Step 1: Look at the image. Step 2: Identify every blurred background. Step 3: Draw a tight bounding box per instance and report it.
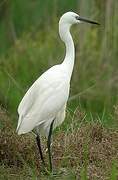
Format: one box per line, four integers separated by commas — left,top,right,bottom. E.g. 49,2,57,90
0,0,118,128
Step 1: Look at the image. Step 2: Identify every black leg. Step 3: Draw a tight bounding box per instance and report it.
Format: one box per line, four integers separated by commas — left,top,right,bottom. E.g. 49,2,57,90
47,119,55,172
36,135,45,166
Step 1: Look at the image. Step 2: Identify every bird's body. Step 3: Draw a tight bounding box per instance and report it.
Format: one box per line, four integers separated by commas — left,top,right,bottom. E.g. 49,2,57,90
17,12,76,137
17,64,70,137
16,11,99,172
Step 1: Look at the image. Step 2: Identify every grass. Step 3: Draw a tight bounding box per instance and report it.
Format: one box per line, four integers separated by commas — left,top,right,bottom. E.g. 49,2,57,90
0,107,118,179
0,23,117,124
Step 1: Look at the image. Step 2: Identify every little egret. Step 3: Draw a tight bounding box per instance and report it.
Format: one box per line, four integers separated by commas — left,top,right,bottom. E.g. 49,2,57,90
16,11,99,172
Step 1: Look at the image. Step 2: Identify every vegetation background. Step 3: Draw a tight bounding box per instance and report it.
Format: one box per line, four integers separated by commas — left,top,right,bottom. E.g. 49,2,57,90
0,0,118,179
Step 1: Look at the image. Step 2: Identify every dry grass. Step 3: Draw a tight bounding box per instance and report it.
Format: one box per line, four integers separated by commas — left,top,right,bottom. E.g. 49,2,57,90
53,123,118,179
0,107,118,179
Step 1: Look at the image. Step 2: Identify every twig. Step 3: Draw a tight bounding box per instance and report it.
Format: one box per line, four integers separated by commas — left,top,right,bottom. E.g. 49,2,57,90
69,84,96,102
3,69,24,93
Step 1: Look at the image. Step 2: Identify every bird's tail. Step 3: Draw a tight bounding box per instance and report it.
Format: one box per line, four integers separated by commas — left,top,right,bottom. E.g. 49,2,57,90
16,116,23,134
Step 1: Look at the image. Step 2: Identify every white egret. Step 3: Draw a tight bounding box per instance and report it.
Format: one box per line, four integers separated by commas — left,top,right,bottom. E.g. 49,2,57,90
16,11,99,172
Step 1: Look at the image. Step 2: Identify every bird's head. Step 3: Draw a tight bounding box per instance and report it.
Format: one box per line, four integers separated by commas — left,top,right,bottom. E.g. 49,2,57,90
59,11,99,43
59,11,100,27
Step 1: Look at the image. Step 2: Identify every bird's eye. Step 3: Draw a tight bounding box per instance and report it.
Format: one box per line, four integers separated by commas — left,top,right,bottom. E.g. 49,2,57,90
75,16,79,20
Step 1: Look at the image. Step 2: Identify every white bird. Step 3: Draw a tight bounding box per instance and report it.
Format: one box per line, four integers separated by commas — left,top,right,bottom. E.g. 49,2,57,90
16,11,99,172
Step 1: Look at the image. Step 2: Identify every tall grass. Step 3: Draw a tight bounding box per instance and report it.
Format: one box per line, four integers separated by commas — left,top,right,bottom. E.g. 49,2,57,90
0,0,118,123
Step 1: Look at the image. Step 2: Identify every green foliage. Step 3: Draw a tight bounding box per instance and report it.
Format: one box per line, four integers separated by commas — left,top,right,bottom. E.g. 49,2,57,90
110,161,118,180
0,0,118,126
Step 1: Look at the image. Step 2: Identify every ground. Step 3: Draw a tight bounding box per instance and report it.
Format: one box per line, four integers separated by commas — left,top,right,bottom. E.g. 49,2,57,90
0,107,118,180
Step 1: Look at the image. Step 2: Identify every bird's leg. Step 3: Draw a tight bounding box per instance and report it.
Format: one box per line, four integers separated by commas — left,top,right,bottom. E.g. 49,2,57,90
47,119,54,172
36,134,45,166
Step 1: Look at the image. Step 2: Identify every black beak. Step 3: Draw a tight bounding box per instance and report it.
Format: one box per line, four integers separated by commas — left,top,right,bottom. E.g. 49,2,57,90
77,16,100,25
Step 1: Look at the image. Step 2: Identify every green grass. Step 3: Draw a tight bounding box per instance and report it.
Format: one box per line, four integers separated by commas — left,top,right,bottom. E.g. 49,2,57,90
0,22,118,125
0,0,118,126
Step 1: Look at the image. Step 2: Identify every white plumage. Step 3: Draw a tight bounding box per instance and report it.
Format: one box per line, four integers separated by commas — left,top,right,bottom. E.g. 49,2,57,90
16,11,99,137
16,12,78,137
17,65,70,137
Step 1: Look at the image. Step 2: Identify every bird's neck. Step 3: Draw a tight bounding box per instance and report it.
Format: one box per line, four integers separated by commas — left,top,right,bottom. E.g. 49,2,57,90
59,23,75,78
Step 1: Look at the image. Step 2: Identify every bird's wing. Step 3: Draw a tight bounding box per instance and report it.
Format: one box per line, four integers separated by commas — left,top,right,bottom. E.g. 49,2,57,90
17,65,58,115
17,65,70,134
